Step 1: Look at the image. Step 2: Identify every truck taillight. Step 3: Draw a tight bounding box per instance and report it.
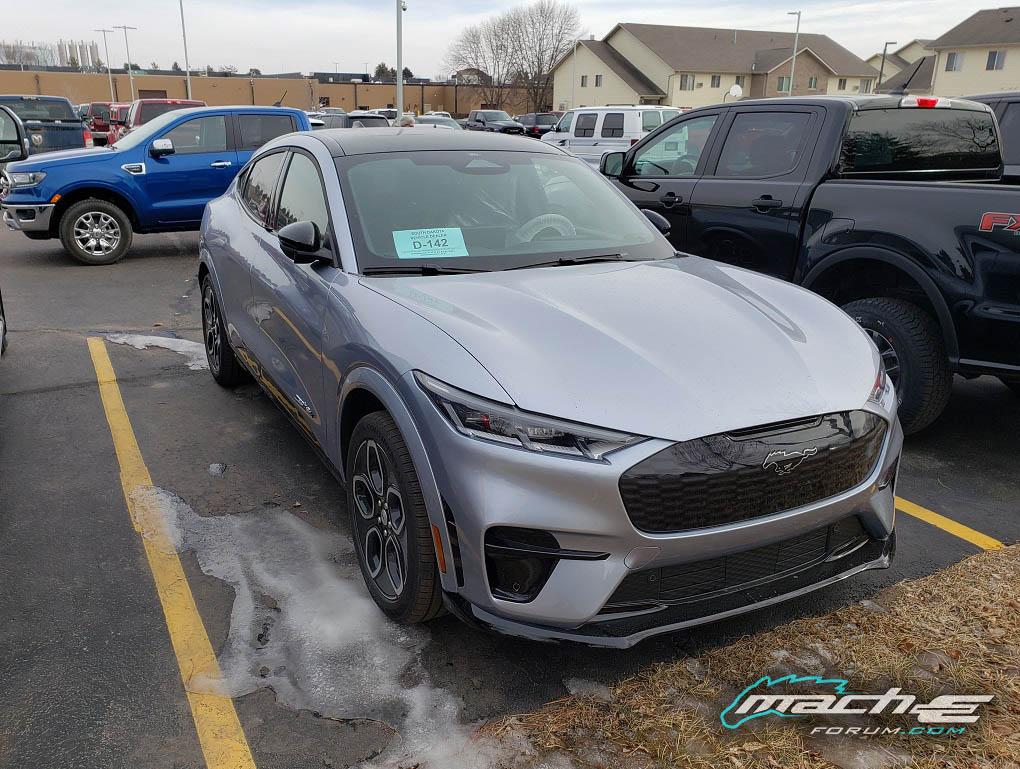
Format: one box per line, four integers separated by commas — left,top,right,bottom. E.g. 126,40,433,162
83,128,94,148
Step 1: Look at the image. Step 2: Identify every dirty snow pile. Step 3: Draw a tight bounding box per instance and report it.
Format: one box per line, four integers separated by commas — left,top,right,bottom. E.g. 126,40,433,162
106,333,208,370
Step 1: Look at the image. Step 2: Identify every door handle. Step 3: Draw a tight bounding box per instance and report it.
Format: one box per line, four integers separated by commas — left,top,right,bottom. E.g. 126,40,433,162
660,191,681,208
210,160,232,168
752,196,783,212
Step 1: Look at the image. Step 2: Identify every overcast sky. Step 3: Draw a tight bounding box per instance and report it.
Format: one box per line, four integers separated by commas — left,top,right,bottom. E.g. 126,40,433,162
8,0,997,77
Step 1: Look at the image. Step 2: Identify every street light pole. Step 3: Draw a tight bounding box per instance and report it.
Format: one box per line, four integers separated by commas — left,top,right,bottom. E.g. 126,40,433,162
878,40,897,90
571,40,577,107
114,25,138,100
179,1,192,99
93,28,115,102
787,11,801,95
396,0,406,116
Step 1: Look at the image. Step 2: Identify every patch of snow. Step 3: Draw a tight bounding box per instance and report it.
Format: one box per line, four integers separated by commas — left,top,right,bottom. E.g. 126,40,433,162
106,333,207,370
208,463,227,477
135,487,525,769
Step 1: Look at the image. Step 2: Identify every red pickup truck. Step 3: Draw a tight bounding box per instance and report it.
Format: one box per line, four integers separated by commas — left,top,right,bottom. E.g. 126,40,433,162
118,98,206,138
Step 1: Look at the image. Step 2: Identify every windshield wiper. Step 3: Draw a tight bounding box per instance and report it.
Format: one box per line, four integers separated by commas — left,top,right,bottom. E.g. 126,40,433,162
505,253,637,270
361,264,490,276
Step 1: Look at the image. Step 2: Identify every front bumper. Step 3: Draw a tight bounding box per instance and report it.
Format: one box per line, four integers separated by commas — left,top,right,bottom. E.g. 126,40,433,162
2,203,55,232
407,375,903,646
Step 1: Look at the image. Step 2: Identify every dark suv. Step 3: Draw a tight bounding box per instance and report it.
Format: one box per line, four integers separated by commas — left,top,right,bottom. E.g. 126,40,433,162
967,92,1020,181
515,112,562,137
464,110,524,134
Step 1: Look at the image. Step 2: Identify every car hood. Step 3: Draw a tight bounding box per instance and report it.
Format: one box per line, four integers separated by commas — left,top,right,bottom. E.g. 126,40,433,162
9,146,115,171
363,257,880,442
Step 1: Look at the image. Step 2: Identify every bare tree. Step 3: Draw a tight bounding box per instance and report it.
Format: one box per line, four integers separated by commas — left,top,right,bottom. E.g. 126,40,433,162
445,13,518,110
507,0,581,113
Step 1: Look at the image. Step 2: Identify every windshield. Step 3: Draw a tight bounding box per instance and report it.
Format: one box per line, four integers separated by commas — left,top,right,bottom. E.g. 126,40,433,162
112,110,186,150
349,115,391,128
2,97,78,122
138,101,202,124
337,150,672,272
536,114,560,125
478,111,511,121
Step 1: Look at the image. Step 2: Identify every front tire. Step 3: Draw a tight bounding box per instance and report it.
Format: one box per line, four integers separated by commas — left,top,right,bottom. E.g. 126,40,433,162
346,411,444,624
58,198,133,265
843,297,952,435
201,274,248,386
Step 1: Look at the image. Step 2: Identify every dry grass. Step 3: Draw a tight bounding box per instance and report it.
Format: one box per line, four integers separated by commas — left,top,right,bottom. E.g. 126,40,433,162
486,545,1020,769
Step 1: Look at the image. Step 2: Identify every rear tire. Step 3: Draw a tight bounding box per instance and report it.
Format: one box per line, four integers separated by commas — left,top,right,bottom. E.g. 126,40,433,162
843,297,952,435
58,198,133,265
346,411,445,624
201,274,248,387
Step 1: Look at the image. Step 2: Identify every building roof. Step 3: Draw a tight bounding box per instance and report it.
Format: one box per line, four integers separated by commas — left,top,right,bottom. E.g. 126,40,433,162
930,7,1020,48
614,23,878,77
578,39,666,96
877,55,936,93
753,46,836,74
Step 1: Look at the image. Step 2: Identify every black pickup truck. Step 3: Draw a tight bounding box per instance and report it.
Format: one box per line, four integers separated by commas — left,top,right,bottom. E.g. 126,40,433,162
600,95,1020,433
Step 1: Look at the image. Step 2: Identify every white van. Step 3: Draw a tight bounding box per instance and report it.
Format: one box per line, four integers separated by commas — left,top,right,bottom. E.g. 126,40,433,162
542,105,683,166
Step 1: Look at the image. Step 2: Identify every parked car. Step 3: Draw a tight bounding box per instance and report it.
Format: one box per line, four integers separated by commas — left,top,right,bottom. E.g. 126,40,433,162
106,103,132,144
543,105,682,166
415,115,462,130
967,91,1020,181
601,94,1020,431
82,102,115,146
464,110,524,134
1,105,310,264
0,104,29,357
515,111,563,137
119,98,206,137
0,95,91,157
312,111,392,129
425,110,452,118
198,127,900,647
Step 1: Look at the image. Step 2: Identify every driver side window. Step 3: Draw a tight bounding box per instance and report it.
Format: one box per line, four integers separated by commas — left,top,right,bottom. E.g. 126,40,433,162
631,114,718,177
162,116,227,155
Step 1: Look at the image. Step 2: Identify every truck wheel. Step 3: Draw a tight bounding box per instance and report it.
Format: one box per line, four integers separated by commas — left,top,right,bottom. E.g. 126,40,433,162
58,198,133,265
843,298,952,435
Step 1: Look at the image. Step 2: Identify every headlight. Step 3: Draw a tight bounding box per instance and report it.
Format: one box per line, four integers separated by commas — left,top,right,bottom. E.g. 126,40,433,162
7,171,47,188
415,372,644,460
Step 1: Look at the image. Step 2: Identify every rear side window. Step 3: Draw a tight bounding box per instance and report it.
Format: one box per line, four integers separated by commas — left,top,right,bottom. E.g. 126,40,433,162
601,113,625,138
241,152,286,222
238,114,296,150
841,108,1000,173
574,113,596,137
2,98,77,121
999,103,1020,165
642,111,662,132
716,112,811,177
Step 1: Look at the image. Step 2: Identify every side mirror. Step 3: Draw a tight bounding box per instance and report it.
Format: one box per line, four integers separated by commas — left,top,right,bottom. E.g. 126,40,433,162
641,209,671,236
600,151,626,178
278,220,323,262
150,138,175,158
0,106,28,163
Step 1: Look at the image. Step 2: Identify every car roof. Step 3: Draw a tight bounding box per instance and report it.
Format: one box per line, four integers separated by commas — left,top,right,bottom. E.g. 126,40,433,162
138,105,302,117
311,127,564,157
0,94,74,102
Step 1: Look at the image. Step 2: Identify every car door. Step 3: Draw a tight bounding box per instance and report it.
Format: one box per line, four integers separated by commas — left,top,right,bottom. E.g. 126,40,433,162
249,149,340,446
610,112,723,251
687,106,820,279
567,111,600,165
234,112,299,165
545,111,574,150
144,113,237,225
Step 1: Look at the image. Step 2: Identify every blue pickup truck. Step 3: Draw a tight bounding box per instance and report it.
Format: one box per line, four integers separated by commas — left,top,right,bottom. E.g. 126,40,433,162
1,105,311,264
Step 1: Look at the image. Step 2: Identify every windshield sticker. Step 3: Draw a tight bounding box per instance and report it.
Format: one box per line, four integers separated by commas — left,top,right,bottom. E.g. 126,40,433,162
392,228,469,259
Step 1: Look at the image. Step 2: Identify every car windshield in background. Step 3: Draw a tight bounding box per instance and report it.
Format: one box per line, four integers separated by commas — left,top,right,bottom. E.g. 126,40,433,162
478,111,511,121
841,108,1000,173
337,150,671,272
111,111,184,150
536,114,560,125
1,98,77,122
417,116,461,128
139,102,198,124
90,103,111,121
350,115,390,128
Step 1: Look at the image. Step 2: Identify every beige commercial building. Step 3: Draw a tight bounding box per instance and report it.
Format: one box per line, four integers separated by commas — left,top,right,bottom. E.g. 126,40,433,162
552,22,878,110
929,6,1020,95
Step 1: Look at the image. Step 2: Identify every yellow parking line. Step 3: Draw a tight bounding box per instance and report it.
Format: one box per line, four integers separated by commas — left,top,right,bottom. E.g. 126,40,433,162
896,496,1004,551
87,337,257,769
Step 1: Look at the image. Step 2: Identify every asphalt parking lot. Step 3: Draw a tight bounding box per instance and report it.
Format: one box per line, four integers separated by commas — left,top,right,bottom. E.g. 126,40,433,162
1,227,1017,769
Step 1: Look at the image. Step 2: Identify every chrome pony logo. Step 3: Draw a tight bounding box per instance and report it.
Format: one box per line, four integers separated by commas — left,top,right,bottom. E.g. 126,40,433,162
762,447,817,476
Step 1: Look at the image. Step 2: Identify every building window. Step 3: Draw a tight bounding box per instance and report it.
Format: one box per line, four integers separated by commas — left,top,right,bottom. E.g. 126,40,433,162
710,74,721,88
580,74,588,87
777,75,791,92
838,77,847,90
679,74,695,91
735,75,745,87
595,74,603,87
987,50,1006,70
945,52,963,71
860,79,872,94
808,76,818,89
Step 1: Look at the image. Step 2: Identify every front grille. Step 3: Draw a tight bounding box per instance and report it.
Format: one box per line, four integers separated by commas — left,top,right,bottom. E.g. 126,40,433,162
619,411,886,533
603,516,870,611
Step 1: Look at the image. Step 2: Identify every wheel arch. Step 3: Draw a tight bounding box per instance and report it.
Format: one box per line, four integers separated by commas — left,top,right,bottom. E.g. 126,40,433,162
802,247,959,364
51,186,140,235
